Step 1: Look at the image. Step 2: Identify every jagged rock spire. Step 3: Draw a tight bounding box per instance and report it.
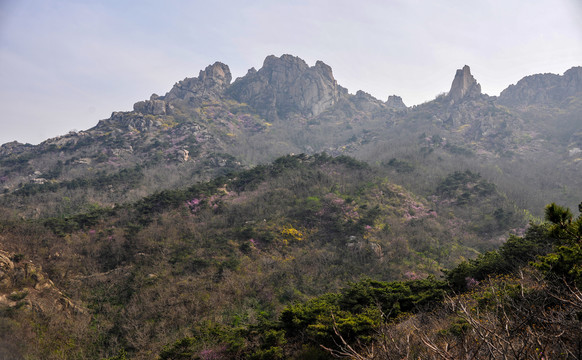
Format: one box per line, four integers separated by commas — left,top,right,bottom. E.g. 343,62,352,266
448,65,481,103
386,95,406,109
164,62,232,103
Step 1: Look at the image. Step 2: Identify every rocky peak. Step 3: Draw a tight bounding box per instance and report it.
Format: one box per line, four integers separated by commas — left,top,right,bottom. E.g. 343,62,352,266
162,62,232,104
262,54,310,78
132,62,231,116
227,54,342,120
0,141,31,156
198,61,232,88
133,94,172,115
563,67,582,93
314,60,334,81
498,66,582,107
352,90,385,112
448,65,481,103
386,95,407,110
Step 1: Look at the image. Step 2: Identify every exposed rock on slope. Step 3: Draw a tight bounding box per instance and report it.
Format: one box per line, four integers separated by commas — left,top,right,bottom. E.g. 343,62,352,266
0,250,84,315
386,95,407,109
134,62,234,114
498,66,582,107
227,54,344,120
164,62,232,103
353,90,386,112
448,65,482,103
133,94,171,115
0,141,32,157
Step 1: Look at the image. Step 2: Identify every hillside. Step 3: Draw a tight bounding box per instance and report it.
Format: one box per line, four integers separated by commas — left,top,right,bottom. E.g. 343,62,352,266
0,55,581,359
1,56,581,219
0,154,526,358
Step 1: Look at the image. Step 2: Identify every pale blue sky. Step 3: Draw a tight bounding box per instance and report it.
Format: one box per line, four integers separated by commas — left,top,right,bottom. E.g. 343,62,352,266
1,0,581,145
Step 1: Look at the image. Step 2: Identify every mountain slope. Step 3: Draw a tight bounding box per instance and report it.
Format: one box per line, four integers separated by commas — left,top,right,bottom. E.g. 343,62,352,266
0,154,524,359
2,56,581,219
1,55,581,359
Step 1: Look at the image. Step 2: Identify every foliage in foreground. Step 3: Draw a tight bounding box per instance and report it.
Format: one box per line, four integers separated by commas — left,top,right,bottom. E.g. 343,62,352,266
155,202,582,359
1,155,572,360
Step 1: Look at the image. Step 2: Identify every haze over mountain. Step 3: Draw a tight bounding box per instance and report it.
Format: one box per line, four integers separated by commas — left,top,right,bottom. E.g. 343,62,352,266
2,54,581,212
0,52,581,359
1,0,581,145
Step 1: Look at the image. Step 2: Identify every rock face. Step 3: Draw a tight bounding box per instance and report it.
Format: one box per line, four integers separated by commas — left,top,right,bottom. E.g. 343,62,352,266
448,65,482,103
133,94,172,115
0,141,32,157
132,62,231,115
0,250,84,315
386,95,407,109
163,62,232,104
0,251,14,288
100,111,162,132
498,67,582,107
352,90,386,112
228,54,342,120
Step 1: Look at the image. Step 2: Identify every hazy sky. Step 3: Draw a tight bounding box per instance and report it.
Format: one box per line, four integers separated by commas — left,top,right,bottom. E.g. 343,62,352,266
1,0,581,145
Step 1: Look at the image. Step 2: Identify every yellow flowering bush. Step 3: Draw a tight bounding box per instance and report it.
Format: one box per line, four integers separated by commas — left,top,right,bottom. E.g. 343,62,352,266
281,226,303,242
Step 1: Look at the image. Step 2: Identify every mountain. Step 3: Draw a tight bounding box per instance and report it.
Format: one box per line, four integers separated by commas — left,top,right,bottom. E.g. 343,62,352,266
498,66,582,107
0,55,581,359
0,54,404,218
0,154,524,359
227,54,343,120
2,55,581,230
2,57,580,218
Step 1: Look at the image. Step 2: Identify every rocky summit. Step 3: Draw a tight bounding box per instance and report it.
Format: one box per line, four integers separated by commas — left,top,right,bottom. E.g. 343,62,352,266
1,53,582,360
386,95,407,109
228,54,344,120
498,66,582,107
448,65,482,103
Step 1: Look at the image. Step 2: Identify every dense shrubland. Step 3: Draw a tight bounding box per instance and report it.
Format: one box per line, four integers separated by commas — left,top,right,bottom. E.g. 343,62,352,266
0,154,528,359
152,202,582,359
1,59,581,359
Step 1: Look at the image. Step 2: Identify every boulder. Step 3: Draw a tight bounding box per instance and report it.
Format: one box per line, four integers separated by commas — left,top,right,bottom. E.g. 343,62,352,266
133,98,170,115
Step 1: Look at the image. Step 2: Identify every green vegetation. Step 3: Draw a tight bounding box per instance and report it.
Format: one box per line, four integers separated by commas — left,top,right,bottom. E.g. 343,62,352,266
0,158,580,358
4,152,576,359
0,154,530,359
151,201,581,359
1,59,581,359
14,166,144,196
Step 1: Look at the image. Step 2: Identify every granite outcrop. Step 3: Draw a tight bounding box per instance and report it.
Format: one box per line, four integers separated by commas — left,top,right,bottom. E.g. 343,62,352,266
448,65,482,103
227,54,343,120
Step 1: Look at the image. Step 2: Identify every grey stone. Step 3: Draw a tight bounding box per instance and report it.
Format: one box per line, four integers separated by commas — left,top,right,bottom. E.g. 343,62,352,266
448,65,482,103
227,54,341,120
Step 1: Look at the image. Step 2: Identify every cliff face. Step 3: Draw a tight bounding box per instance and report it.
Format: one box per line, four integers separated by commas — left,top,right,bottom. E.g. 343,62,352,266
386,95,407,110
227,54,343,120
164,62,232,103
133,62,233,116
448,65,482,103
498,67,582,107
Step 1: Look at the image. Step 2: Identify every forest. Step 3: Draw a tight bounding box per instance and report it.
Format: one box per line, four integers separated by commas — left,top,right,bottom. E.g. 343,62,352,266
1,56,581,359
0,154,580,359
